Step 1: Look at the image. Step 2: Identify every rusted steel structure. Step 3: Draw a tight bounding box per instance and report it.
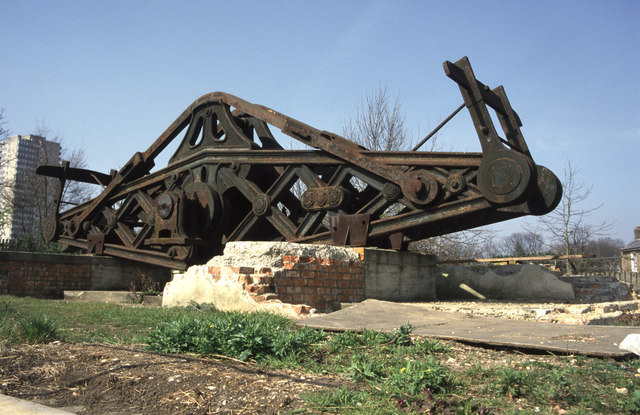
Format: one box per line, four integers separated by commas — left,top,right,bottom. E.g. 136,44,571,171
37,57,561,269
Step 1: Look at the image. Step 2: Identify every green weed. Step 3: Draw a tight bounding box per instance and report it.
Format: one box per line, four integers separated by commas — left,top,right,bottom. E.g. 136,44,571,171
147,310,325,361
18,314,60,344
1,295,638,414
493,364,532,398
410,337,450,355
391,321,413,346
301,387,394,414
624,389,640,413
388,357,455,396
344,351,387,382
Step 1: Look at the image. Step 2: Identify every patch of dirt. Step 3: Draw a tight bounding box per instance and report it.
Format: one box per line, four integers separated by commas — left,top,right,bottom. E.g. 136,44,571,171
0,342,342,414
0,331,631,414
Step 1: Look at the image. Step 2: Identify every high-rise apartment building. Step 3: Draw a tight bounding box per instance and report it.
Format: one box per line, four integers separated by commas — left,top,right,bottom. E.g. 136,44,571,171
0,134,61,239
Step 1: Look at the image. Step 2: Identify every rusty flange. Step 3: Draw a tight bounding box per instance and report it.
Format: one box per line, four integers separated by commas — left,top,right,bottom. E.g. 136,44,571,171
478,150,533,204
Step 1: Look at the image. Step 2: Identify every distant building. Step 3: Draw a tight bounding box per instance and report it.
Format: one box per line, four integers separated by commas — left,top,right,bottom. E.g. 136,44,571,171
621,227,640,273
0,134,61,239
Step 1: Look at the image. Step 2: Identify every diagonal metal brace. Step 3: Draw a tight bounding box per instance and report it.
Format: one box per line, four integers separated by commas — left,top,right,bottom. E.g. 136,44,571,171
329,214,371,247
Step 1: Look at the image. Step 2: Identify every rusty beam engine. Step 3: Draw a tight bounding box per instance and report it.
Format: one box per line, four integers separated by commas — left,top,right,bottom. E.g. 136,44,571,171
37,57,561,269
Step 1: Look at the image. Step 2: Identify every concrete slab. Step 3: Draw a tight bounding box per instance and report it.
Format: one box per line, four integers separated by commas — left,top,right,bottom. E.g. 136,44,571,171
298,299,640,357
0,393,75,414
436,264,575,301
64,290,162,306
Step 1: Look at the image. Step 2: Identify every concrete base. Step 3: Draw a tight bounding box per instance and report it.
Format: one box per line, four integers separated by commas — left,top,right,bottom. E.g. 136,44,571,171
64,290,162,306
88,256,171,291
359,248,436,301
300,299,638,357
162,242,438,315
436,264,576,301
161,265,299,316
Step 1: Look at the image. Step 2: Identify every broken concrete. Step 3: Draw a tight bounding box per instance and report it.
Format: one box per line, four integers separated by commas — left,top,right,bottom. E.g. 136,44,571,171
412,299,640,325
162,242,366,316
162,242,438,315
64,290,162,306
300,299,639,357
436,264,575,301
559,275,633,302
620,334,640,356
162,264,303,316
207,241,360,269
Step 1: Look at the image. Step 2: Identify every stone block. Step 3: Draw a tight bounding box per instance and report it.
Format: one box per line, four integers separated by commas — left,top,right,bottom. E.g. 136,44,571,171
362,248,436,301
437,264,575,301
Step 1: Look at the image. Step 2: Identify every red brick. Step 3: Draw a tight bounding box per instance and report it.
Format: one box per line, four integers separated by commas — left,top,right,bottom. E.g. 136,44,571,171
279,293,293,302
312,270,326,279
293,304,312,315
309,279,323,287
252,275,274,285
276,277,292,286
250,293,281,303
208,265,221,275
293,278,308,287
282,255,298,262
237,275,253,284
323,279,337,288
258,267,273,275
301,271,315,278
283,270,300,278
245,285,272,295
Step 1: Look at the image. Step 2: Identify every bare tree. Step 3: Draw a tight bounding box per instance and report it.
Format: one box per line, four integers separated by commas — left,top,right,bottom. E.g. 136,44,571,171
342,85,409,200
343,86,494,258
409,228,497,261
501,231,546,257
533,161,612,274
0,109,12,236
343,85,409,151
583,237,624,257
34,119,95,206
3,120,96,247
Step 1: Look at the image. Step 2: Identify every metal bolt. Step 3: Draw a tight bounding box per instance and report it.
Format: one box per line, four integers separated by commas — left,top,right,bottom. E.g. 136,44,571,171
408,178,424,193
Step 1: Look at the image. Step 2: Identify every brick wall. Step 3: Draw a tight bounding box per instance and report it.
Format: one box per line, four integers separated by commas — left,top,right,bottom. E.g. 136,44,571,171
0,251,171,299
206,255,365,313
0,252,91,298
279,255,364,312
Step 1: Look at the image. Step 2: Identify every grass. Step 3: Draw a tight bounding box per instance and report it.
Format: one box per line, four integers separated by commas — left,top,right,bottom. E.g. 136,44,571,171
1,295,639,414
0,295,196,344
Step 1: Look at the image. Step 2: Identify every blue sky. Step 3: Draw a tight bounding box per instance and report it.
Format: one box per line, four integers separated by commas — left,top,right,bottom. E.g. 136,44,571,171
1,0,638,245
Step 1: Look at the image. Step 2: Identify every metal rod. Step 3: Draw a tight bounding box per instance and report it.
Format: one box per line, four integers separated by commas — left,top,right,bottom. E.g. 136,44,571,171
411,103,465,151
